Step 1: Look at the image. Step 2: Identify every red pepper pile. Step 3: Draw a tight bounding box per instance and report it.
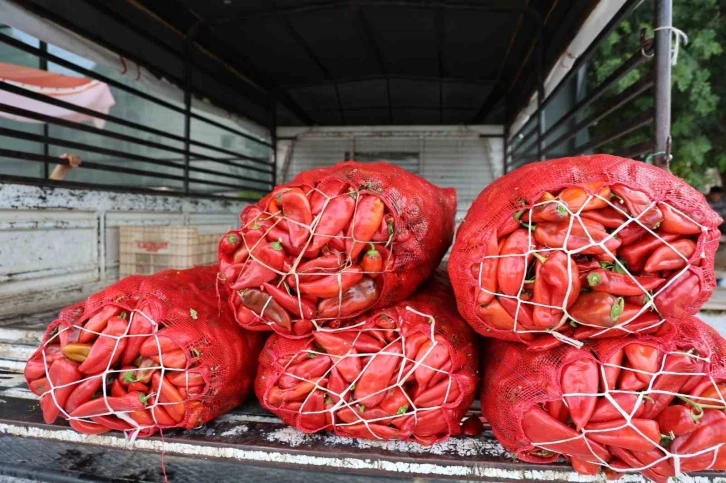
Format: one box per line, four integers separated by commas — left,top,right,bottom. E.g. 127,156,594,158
24,266,263,436
482,316,726,482
255,274,479,445
450,155,722,347
219,161,456,337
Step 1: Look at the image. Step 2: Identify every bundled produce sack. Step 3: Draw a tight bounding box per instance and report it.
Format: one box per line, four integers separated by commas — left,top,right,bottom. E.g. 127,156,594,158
255,273,478,445
449,154,721,347
218,161,457,337
24,265,264,436
482,316,726,482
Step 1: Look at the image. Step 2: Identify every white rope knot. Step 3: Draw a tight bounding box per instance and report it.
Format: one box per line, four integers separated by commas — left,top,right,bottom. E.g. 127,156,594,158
654,25,689,65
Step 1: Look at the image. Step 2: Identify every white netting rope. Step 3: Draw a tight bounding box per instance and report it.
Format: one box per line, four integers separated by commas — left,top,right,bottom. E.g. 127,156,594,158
232,184,396,328
477,186,709,345
528,348,725,478
37,307,207,440
273,307,461,440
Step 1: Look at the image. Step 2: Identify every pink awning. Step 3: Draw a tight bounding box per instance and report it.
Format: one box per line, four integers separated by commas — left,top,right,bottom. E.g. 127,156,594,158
0,62,115,128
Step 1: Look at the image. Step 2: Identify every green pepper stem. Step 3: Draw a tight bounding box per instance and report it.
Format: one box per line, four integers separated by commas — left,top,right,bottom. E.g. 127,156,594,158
677,394,726,411
587,272,602,286
532,252,547,263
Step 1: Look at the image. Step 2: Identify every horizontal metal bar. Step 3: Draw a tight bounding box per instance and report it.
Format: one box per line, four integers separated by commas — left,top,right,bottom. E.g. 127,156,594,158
281,74,499,88
507,123,537,154
0,173,259,201
0,149,266,192
0,32,273,150
0,80,273,168
540,50,651,145
618,138,652,160
0,103,273,180
575,108,654,154
543,76,654,155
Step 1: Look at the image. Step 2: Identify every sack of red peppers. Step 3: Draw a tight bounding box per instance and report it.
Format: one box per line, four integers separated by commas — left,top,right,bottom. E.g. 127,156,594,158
218,161,457,338
24,265,264,436
482,316,726,482
449,154,722,348
255,273,479,445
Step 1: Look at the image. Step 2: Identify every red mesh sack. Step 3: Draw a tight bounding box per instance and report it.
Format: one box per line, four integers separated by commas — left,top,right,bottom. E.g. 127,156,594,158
449,154,722,347
255,272,479,445
482,316,726,482
219,161,456,338
23,265,265,437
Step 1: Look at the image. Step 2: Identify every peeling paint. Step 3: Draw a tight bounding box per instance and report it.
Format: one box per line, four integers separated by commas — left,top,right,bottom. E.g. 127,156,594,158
220,425,249,437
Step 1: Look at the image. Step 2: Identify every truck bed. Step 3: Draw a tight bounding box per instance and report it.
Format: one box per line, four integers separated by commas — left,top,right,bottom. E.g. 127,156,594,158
1,309,724,482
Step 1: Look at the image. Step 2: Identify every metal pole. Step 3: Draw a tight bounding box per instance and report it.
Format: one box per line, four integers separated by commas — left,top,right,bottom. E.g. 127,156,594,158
536,26,545,161
654,0,672,170
184,25,201,194
270,98,278,188
39,41,49,179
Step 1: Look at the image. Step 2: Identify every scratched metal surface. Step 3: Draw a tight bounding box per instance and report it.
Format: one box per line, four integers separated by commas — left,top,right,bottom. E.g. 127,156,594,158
1,309,726,481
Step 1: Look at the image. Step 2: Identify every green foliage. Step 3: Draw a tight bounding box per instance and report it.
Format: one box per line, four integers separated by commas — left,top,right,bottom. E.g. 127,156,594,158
589,0,724,188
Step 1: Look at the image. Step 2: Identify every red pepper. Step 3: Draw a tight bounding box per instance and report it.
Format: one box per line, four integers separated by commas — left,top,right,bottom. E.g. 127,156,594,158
498,296,537,330
120,311,155,366
111,378,127,397
587,269,665,296
643,239,696,273
569,292,624,328
631,448,675,480
401,409,449,439
378,386,410,416
461,416,484,436
640,352,698,419
609,447,670,483
219,231,242,256
561,358,598,431
655,404,703,436
298,267,364,299
624,343,661,383
297,253,344,275
601,348,624,392
79,306,121,343
414,335,449,389
581,206,627,228
267,377,325,407
521,192,568,223
570,456,600,476
309,179,348,215
70,391,148,418
534,219,621,256
527,334,563,351
262,283,316,320
558,182,611,213
239,288,292,331
658,202,702,235
311,332,361,384
230,240,286,290
476,299,515,331
588,393,647,423
654,270,701,320
414,376,460,408
619,233,680,272
497,229,532,296
618,223,648,246
25,347,62,381
281,188,313,248
354,340,402,407
671,411,726,461
317,277,378,319
150,349,187,369
522,406,611,460
573,311,663,340
309,194,355,251
139,334,184,357
78,316,128,374
152,373,186,423
619,368,648,391
547,400,570,423
340,422,400,440
473,231,500,307
585,418,660,451
298,389,327,431
69,419,111,434
279,356,332,389
29,378,49,396
533,251,580,328
346,196,386,261
360,245,383,276
611,184,663,229
128,382,149,393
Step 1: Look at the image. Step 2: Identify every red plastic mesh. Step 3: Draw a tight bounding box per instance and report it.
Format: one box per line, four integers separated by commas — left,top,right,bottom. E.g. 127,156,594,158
24,265,265,437
482,316,726,480
219,161,456,338
255,272,479,445
449,154,722,346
